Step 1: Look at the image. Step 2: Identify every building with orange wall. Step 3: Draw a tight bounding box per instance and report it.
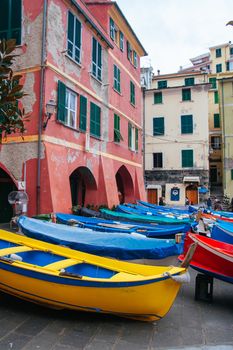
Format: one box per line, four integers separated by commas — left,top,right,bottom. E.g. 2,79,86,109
0,0,147,221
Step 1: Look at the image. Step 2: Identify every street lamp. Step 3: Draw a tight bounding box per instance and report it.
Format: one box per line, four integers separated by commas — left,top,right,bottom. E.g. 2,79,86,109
43,99,56,129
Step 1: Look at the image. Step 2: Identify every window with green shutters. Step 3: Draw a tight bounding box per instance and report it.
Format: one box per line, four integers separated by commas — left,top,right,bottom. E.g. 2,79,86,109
182,88,191,101
57,81,78,128
154,92,162,104
79,95,87,131
209,77,217,89
182,150,193,167
216,48,221,57
185,77,194,86
128,122,132,149
119,31,124,51
114,65,121,93
231,169,233,180
133,51,138,68
114,114,123,143
92,37,102,81
0,0,22,45
110,18,115,41
230,47,233,55
158,80,167,89
67,11,82,64
214,91,219,104
216,63,222,73
127,41,132,62
130,81,135,105
128,123,137,151
153,117,164,136
153,153,163,168
214,113,220,128
181,115,193,134
90,102,101,137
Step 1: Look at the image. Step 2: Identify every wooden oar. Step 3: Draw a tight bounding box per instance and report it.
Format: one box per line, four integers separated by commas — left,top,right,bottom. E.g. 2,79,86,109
181,242,198,268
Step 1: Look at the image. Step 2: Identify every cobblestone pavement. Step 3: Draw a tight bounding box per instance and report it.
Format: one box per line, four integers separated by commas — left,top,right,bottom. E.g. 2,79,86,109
0,224,232,350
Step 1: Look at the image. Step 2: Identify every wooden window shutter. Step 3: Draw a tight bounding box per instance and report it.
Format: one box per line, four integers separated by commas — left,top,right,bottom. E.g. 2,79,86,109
79,95,87,131
57,81,66,123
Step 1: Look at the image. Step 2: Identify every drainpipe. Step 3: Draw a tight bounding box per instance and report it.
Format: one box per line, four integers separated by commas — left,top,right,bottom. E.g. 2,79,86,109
37,0,48,214
220,79,226,194
142,86,146,185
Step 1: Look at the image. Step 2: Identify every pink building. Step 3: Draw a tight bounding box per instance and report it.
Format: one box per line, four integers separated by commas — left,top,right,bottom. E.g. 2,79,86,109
0,0,147,221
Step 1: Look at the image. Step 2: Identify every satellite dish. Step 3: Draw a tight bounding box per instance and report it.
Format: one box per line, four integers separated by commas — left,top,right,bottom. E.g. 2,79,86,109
8,191,29,205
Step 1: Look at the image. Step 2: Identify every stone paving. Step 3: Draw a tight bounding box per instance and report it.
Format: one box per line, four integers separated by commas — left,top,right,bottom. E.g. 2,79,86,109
0,252,232,350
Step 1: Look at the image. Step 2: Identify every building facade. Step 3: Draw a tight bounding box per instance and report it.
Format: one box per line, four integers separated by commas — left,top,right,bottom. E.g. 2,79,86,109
144,71,210,205
0,0,147,221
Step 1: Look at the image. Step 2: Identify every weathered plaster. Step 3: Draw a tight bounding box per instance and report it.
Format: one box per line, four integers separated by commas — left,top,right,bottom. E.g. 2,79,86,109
21,73,37,114
0,142,43,180
67,149,80,164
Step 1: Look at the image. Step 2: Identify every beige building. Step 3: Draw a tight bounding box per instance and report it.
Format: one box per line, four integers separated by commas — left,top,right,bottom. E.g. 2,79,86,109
144,71,210,205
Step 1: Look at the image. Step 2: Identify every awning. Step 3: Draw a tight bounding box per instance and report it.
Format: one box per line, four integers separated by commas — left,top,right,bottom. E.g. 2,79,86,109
183,176,200,183
146,184,162,190
198,186,209,194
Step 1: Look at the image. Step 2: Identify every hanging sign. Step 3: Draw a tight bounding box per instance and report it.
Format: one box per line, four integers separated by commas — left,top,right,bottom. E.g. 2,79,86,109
171,187,180,201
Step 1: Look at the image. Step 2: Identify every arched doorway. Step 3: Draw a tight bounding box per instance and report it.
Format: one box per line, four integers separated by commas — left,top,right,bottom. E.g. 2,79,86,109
69,167,97,207
186,184,198,205
115,166,134,204
0,168,17,223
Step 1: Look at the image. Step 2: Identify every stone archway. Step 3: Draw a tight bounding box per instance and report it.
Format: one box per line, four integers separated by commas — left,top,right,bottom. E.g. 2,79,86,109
69,166,97,207
115,165,134,204
0,168,17,223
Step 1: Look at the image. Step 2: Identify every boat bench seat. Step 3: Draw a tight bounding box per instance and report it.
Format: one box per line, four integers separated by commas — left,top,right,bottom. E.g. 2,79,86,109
110,272,142,281
44,258,80,271
0,246,33,257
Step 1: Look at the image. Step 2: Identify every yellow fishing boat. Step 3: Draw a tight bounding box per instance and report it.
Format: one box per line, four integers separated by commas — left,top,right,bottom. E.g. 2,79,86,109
0,229,192,322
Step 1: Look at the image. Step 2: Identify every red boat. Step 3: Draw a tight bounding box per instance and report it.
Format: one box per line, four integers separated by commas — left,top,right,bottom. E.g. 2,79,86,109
179,233,233,284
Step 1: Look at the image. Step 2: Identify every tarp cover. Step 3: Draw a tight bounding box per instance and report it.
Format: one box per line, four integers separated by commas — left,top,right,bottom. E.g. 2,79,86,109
211,221,233,244
18,216,183,260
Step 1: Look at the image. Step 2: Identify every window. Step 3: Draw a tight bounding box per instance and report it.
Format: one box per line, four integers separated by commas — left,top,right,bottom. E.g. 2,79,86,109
158,80,167,89
110,18,115,41
182,88,191,101
90,102,101,137
185,77,194,86
154,92,162,104
182,150,193,167
130,81,135,105
209,77,217,89
79,95,87,131
92,37,102,81
214,91,219,104
114,114,123,143
0,0,22,45
133,51,138,68
231,169,233,180
67,11,82,64
211,136,221,150
128,123,138,151
230,47,233,55
216,63,222,73
153,117,164,136
114,65,121,93
181,115,193,134
216,48,222,58
153,153,163,168
119,31,124,51
57,81,78,128
127,41,132,62
214,113,220,128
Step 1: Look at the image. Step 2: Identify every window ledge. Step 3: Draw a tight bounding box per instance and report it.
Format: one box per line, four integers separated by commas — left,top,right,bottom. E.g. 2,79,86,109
113,88,122,96
65,53,82,68
130,102,136,108
90,73,102,85
180,100,194,103
90,133,102,141
56,120,80,132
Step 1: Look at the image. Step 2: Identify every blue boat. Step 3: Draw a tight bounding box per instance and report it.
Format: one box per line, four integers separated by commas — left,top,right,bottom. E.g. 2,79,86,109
137,200,191,214
211,221,233,244
17,216,183,261
118,204,190,219
55,213,191,238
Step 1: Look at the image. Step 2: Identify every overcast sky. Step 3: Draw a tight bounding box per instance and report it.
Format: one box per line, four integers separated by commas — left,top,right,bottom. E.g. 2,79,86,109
116,0,233,74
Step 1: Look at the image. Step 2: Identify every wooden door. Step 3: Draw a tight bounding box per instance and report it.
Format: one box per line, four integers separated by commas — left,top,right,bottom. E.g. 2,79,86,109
186,188,198,205
147,189,157,204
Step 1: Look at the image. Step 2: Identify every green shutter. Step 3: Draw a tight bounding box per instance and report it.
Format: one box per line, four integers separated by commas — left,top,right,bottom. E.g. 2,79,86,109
120,31,124,51
97,42,102,81
130,81,135,105
57,81,67,123
231,169,233,180
79,95,87,131
214,91,219,104
214,113,220,128
154,92,162,104
182,88,191,101
181,115,193,134
75,18,81,48
158,80,167,89
0,0,21,45
114,114,121,142
209,77,217,89
110,18,115,40
185,77,194,86
135,128,138,151
90,102,100,137
182,150,193,167
153,117,164,136
128,123,132,148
